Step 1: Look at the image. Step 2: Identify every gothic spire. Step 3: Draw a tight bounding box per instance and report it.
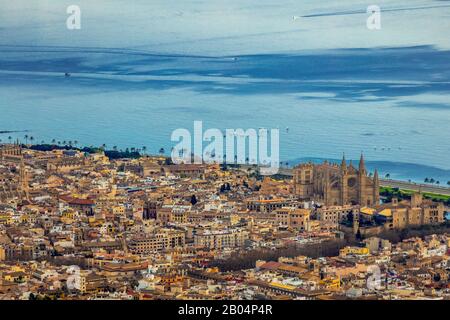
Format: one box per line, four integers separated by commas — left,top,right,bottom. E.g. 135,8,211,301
359,153,366,175
341,153,346,171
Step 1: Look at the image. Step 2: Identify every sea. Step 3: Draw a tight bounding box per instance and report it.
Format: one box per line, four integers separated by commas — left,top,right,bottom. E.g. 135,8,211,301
0,0,449,183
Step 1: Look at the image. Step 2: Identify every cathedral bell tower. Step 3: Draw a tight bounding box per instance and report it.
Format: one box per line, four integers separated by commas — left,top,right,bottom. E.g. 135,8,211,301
358,153,367,206
19,157,30,201
373,169,380,205
340,154,348,205
353,210,360,235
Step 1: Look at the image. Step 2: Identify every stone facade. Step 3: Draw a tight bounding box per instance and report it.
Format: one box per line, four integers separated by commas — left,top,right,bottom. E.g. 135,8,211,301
293,154,380,206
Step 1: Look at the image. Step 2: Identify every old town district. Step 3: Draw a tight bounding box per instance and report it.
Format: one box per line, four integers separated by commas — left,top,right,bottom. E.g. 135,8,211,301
0,143,449,300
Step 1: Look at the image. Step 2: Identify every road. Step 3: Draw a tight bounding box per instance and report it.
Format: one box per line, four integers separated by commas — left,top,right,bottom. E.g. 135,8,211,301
378,179,450,196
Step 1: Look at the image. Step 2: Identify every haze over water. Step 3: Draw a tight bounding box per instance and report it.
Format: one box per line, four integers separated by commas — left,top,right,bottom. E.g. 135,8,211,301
0,0,449,182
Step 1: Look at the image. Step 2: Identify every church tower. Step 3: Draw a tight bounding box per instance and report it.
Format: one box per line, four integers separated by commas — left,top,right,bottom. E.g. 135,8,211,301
353,210,360,235
324,167,331,205
340,153,347,172
19,157,30,201
340,153,348,205
373,169,380,205
358,153,367,206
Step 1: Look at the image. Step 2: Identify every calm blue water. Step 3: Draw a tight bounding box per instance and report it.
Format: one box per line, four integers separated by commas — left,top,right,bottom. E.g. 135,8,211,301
0,0,449,183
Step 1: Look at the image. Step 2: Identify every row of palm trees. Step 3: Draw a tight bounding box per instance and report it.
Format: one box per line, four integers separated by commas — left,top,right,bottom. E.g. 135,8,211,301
0,135,170,156
381,174,450,187
109,146,166,156
424,177,450,186
0,135,79,147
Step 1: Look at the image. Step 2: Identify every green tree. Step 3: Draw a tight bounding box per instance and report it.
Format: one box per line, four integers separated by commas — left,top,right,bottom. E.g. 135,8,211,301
190,194,198,205
356,229,362,241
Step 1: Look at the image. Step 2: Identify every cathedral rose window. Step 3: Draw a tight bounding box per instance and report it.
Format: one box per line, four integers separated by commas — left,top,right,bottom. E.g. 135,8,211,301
347,177,356,188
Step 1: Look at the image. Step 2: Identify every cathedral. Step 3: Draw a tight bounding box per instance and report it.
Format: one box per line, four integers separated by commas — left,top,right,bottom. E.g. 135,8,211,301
292,154,380,206
0,144,30,202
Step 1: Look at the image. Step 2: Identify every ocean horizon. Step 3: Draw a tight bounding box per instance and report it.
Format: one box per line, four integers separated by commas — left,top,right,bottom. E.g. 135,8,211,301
1,0,449,182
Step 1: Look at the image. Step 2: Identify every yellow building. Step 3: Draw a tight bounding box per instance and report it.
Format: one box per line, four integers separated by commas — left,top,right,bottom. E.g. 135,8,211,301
0,247,5,261
319,276,341,289
377,194,445,230
0,214,13,225
339,246,370,257
4,271,29,283
275,207,311,231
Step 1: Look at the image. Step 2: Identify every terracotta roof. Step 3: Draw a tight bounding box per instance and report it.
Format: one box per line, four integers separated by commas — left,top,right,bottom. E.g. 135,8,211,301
259,261,282,270
59,195,95,205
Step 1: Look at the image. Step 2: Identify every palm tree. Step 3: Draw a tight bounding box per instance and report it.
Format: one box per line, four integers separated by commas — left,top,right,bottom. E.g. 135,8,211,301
159,147,165,155
29,136,34,145
113,146,118,152
447,181,450,186
430,178,435,183
51,139,56,145
424,177,429,183
436,181,440,185
74,140,78,147
142,146,147,155
24,135,29,144
8,136,12,144
385,173,390,179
